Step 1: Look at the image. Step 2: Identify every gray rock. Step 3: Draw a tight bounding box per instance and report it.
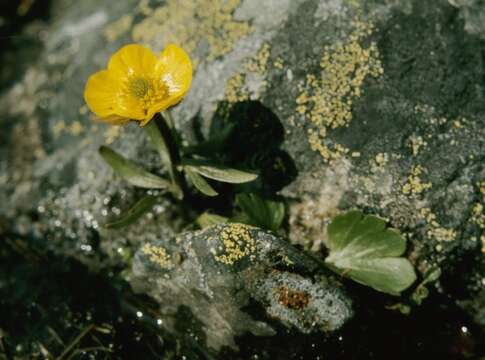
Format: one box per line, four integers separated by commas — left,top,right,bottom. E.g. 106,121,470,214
131,223,352,351
1,0,484,356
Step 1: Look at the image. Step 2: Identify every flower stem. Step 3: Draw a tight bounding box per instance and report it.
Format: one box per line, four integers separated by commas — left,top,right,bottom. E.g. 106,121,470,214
162,109,181,149
162,109,175,130
143,117,183,199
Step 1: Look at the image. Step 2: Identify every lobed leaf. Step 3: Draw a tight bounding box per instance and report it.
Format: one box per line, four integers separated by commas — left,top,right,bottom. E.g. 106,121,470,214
325,210,416,295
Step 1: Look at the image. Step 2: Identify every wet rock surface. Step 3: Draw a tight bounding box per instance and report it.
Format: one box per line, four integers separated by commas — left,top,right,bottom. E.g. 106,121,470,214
1,0,484,358
131,224,352,352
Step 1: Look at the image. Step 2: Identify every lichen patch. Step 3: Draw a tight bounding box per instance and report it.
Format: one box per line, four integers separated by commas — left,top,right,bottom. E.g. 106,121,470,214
224,42,272,103
131,0,252,62
277,287,310,310
142,243,174,269
419,208,456,243
296,19,383,162
212,223,256,265
402,165,432,196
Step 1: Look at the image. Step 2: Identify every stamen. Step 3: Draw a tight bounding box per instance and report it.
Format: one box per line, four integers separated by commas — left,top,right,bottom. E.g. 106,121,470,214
128,77,152,99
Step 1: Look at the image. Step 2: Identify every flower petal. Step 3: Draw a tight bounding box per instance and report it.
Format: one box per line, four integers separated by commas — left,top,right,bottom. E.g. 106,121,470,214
142,96,184,125
114,94,147,121
154,44,192,98
95,115,130,125
108,44,157,78
84,70,120,118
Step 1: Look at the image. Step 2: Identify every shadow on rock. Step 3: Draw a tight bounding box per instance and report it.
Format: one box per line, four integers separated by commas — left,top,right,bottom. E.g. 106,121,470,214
189,100,297,195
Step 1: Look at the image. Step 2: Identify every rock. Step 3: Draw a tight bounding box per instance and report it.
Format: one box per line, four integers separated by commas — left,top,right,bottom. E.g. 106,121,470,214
131,223,352,352
449,0,485,38
1,0,484,357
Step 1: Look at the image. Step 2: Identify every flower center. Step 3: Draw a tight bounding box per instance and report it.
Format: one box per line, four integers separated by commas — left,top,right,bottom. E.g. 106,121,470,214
128,77,152,99
122,76,170,116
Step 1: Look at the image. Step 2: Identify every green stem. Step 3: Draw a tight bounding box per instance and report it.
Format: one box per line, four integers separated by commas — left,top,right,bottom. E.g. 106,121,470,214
162,109,175,130
143,117,183,199
162,109,182,149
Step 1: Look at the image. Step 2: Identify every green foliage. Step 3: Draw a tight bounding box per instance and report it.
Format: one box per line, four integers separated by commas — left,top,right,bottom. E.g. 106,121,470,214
99,146,171,190
325,210,417,295
235,193,284,232
411,266,441,305
104,196,158,229
195,212,229,228
183,159,258,184
98,113,260,228
184,167,218,196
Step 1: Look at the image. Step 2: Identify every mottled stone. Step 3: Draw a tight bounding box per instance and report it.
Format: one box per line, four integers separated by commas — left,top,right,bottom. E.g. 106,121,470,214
131,224,352,351
1,0,484,357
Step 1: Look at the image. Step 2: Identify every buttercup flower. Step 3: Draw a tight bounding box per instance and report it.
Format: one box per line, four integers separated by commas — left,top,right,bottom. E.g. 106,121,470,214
84,44,192,126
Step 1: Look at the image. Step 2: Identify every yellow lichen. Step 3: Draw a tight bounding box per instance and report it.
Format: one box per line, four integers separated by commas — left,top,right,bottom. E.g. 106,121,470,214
103,125,123,145
212,223,256,265
273,57,284,70
420,208,456,242
224,73,250,103
52,120,84,137
471,181,485,230
68,121,84,136
103,15,133,42
402,165,432,196
245,43,271,74
297,20,383,162
79,105,89,115
52,120,66,139
142,244,173,269
131,0,252,62
375,152,388,167
409,135,427,157
224,42,271,103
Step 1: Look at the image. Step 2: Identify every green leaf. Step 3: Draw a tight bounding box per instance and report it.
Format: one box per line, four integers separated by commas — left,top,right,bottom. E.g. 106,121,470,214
99,146,171,189
236,193,285,232
421,266,442,284
182,159,258,184
185,167,218,196
104,196,158,229
196,212,228,228
325,210,417,295
411,266,441,305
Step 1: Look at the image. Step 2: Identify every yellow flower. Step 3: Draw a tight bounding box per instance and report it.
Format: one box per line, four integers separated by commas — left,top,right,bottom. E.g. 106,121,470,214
84,44,192,126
